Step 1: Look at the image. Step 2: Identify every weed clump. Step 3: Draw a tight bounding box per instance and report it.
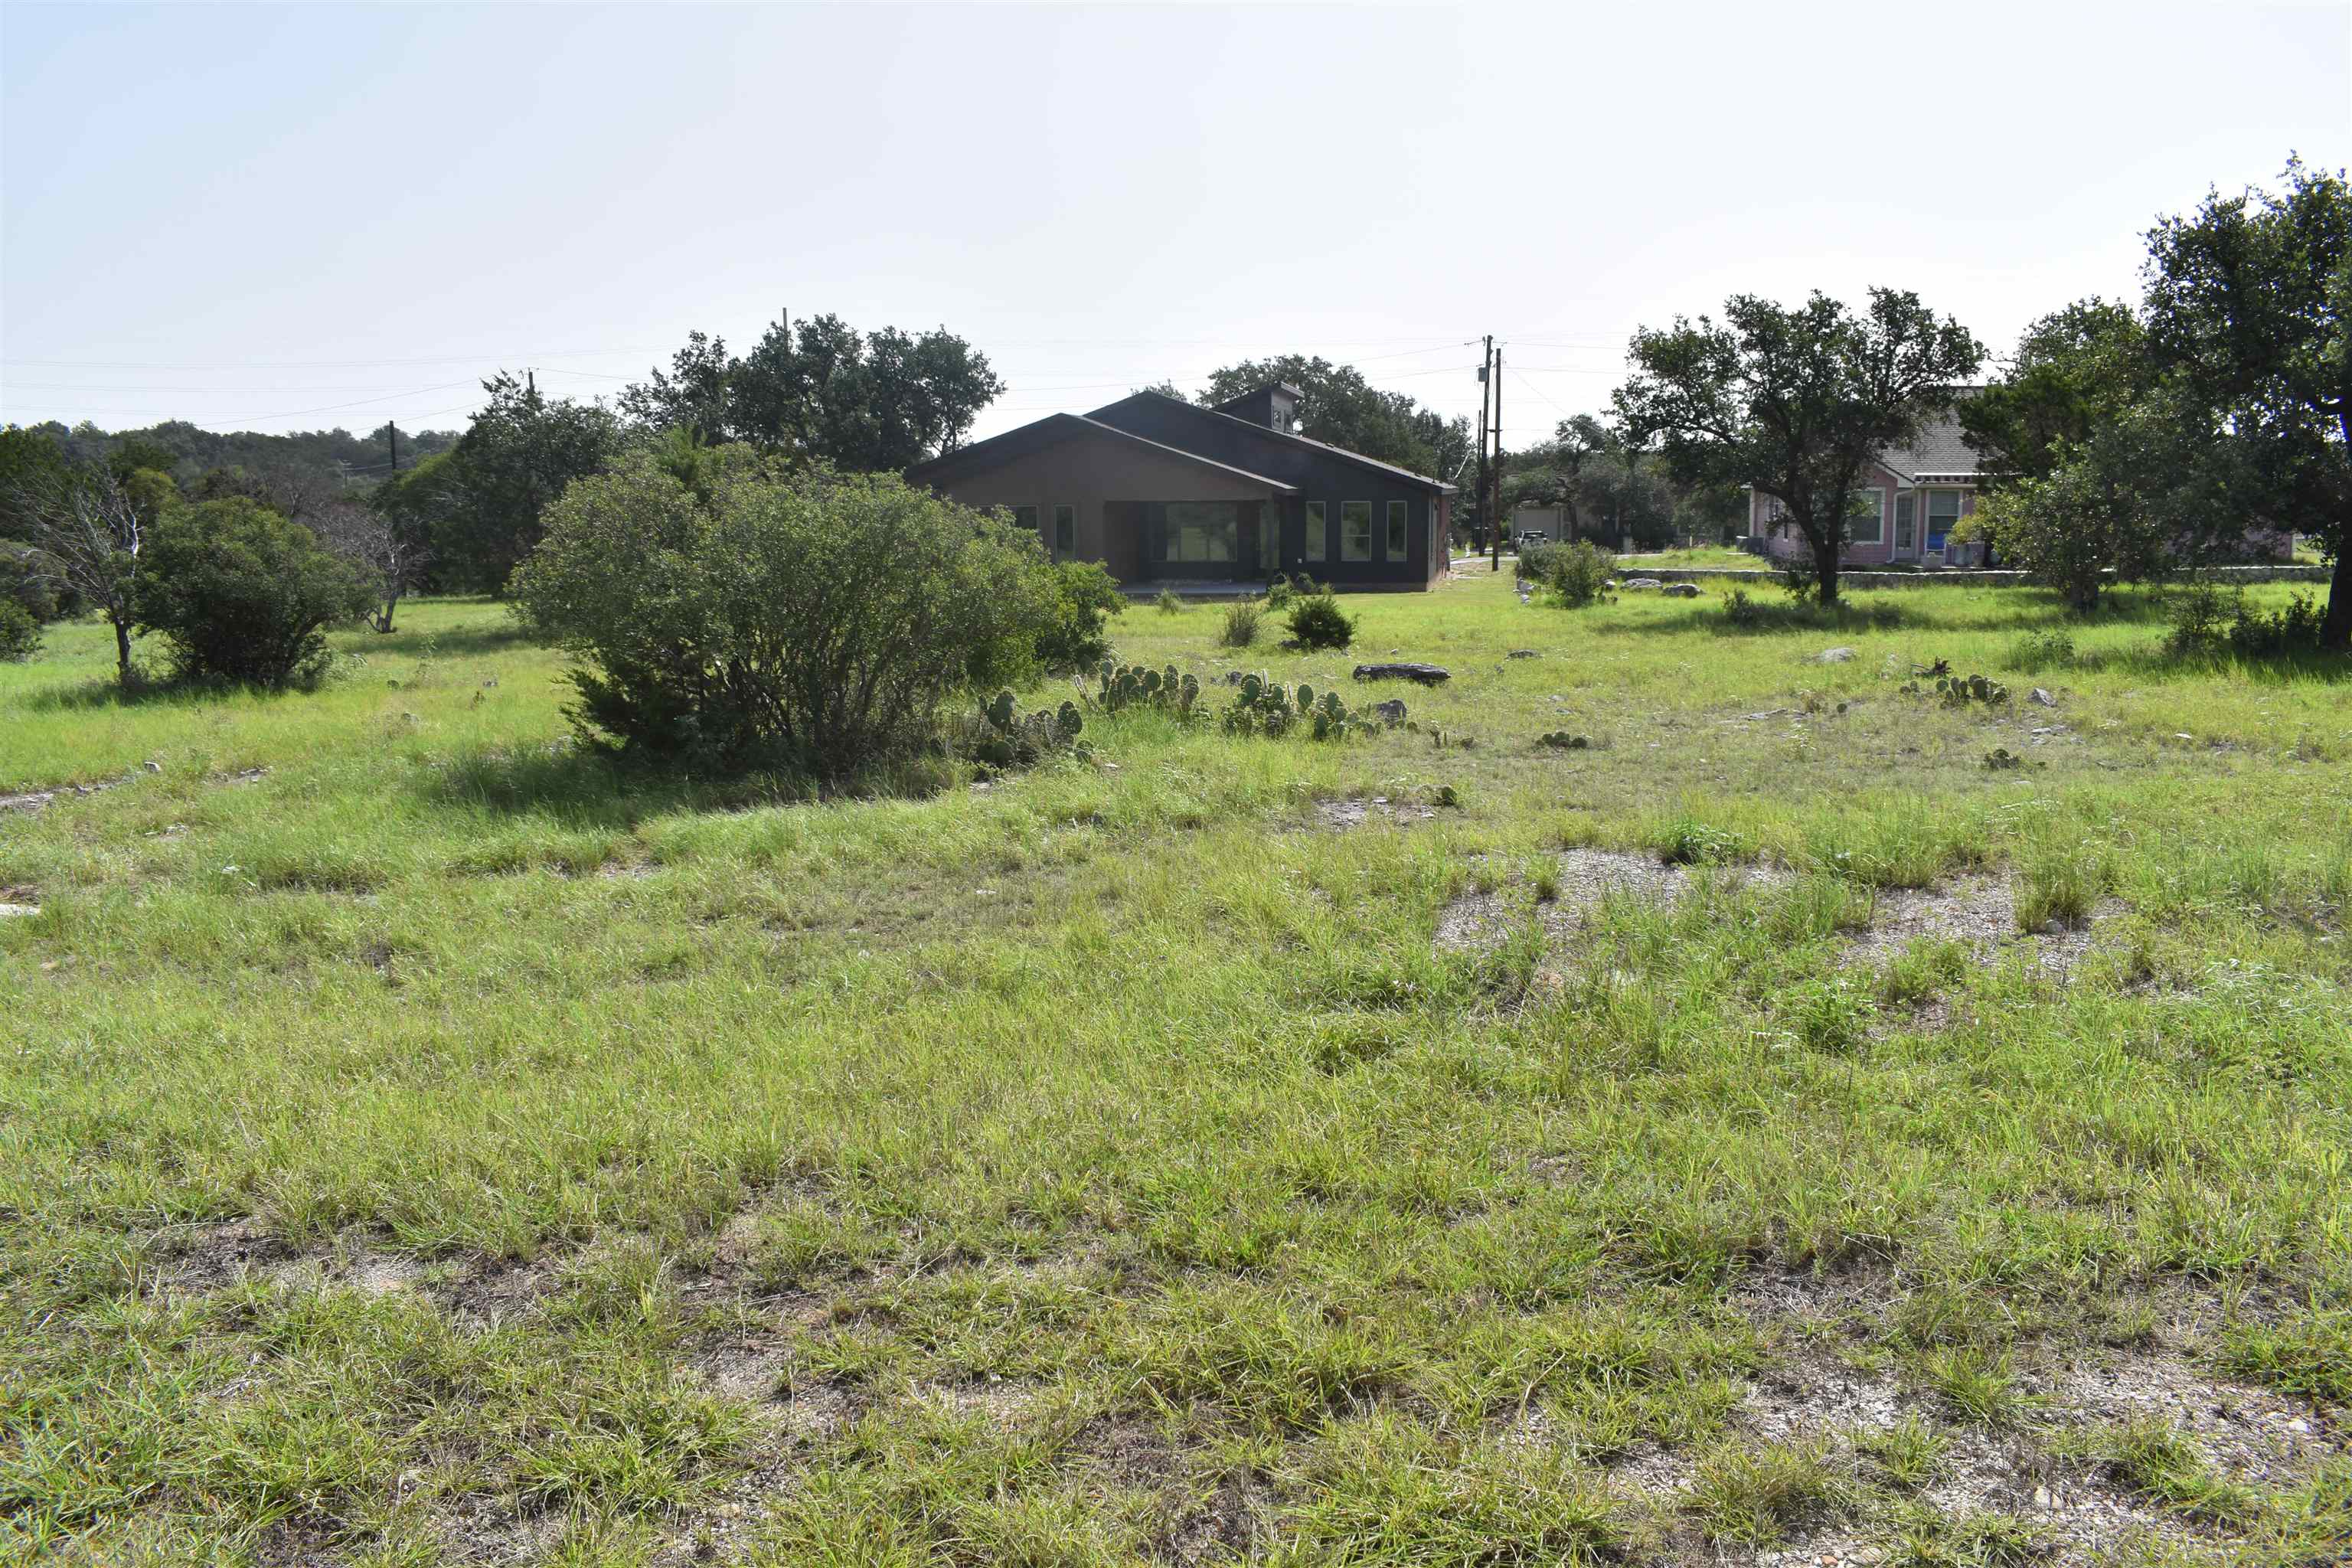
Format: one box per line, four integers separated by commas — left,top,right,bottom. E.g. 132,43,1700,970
1219,599,1263,648
1155,587,1185,615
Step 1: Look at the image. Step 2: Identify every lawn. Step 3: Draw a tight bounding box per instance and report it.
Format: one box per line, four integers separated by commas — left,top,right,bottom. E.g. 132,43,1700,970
3,576,2348,1566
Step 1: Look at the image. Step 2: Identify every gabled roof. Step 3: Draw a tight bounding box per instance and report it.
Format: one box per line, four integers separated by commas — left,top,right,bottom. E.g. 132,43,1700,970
905,412,1299,493
1877,404,1985,485
1086,390,1459,494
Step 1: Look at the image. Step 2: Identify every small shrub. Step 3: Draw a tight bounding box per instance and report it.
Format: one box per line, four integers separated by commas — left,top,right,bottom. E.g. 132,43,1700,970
2001,628,2076,673
2163,580,2234,657
1219,599,1263,648
1265,572,1315,609
132,498,376,689
1284,589,1356,651
1155,587,1184,615
0,600,40,664
1537,539,1615,608
1029,559,1126,675
2227,591,2326,656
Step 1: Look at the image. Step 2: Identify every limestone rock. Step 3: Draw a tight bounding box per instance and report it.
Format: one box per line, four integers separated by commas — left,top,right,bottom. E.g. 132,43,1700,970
1352,662,1450,686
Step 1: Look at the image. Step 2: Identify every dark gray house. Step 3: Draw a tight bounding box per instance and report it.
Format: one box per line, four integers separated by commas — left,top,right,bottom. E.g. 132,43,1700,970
904,384,1456,590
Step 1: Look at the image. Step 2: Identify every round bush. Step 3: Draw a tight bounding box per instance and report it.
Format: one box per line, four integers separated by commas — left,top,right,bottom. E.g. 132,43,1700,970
514,453,1077,779
0,599,41,663
1284,590,1356,651
132,500,376,688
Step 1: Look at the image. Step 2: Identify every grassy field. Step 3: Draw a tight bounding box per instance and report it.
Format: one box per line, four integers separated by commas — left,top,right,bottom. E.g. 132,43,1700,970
3,572,2348,1566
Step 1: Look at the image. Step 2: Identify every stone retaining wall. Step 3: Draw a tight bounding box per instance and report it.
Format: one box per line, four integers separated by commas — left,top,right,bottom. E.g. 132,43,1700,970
1630,564,2331,590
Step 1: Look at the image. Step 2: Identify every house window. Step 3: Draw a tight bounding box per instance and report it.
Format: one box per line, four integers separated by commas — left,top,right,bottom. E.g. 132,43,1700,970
1010,505,1039,534
1164,501,1237,564
1052,504,1076,558
1341,501,1373,561
1385,500,1408,560
1927,489,1965,542
1845,487,1884,545
1894,492,1916,551
1305,501,1326,561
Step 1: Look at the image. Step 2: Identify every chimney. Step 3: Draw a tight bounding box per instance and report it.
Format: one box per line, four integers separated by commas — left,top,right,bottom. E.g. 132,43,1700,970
1216,381,1303,432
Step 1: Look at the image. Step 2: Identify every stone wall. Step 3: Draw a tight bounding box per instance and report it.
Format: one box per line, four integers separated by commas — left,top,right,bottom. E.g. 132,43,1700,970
1632,564,2332,591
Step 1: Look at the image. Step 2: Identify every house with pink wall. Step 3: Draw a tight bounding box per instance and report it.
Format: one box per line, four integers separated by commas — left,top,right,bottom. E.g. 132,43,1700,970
1745,411,1990,567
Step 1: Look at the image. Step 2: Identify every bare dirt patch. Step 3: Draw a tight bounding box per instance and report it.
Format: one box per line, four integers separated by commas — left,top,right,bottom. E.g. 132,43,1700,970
1312,795,1441,831
270,1243,429,1298
1437,848,1792,952
146,1216,290,1294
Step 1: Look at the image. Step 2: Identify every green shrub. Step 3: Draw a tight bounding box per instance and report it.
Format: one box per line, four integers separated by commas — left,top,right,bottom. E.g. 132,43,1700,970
1029,560,1126,675
1220,599,1263,648
1265,572,1315,609
511,453,1073,779
1284,589,1356,650
1155,587,1184,615
2164,580,2234,657
131,498,375,688
1524,538,1614,608
2227,591,2326,655
0,599,40,663
2002,628,2076,673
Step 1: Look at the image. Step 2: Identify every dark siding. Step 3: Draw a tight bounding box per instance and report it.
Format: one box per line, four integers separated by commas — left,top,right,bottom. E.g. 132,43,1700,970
1092,397,1443,588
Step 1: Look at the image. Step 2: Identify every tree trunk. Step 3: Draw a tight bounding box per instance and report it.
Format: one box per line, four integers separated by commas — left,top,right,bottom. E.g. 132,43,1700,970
1813,532,1842,607
113,616,132,684
2323,539,2350,651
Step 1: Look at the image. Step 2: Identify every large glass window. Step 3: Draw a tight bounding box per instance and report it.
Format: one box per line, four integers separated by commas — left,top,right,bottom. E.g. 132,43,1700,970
1010,505,1039,534
1385,500,1408,560
1845,487,1885,545
1052,504,1076,557
1165,501,1237,564
1926,489,1965,541
1305,501,1326,561
1894,492,1916,551
1341,501,1373,561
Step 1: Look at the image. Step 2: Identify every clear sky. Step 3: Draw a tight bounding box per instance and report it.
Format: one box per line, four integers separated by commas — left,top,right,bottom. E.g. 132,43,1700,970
4,1,2346,452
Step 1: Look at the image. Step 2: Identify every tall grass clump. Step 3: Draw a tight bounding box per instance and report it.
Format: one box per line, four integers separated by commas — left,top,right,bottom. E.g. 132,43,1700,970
1220,599,1263,648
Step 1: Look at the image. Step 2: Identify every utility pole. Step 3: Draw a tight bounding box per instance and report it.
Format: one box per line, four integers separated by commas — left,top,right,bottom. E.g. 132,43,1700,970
1477,335,1493,570
1491,343,1505,572
387,422,398,479
526,368,537,400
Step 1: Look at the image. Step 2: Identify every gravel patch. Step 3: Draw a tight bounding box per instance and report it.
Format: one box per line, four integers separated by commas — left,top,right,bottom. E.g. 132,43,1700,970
1312,795,1440,831
1436,848,1791,952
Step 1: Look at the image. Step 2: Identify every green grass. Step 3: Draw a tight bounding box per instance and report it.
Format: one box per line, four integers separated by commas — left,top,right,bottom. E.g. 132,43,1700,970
4,576,2349,1562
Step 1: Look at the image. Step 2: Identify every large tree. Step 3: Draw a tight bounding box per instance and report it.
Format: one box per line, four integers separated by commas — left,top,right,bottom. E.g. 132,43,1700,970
1612,289,1984,604
2141,156,2352,648
1959,299,2148,488
1199,355,1452,477
623,315,1003,471
433,374,622,593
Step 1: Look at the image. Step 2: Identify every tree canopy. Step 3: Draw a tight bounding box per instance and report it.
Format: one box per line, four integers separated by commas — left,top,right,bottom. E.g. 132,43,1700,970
1613,289,1984,603
2141,155,2351,646
1198,355,1468,480
621,314,1004,471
